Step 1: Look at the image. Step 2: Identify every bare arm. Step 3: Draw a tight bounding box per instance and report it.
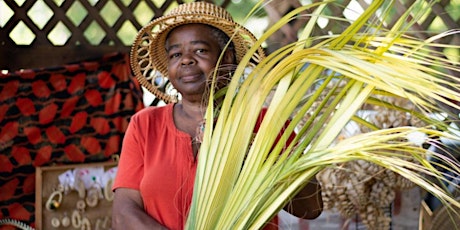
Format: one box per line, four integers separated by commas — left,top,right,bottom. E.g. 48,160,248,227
283,177,323,219
112,188,168,230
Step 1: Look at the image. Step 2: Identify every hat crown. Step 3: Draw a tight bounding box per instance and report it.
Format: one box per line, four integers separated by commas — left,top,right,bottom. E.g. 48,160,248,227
168,2,234,22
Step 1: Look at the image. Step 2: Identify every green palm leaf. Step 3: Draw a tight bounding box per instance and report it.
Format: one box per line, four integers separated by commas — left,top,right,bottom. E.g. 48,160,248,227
186,0,460,229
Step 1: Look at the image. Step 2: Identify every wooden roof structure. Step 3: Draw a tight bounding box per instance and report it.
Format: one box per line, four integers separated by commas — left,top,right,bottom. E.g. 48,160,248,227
1,0,458,71
0,0,231,71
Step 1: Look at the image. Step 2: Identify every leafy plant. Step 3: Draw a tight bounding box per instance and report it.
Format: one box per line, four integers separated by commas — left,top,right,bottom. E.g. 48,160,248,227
186,0,460,229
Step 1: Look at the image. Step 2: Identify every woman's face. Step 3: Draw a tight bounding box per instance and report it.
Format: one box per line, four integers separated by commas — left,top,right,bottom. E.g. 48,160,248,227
166,24,233,98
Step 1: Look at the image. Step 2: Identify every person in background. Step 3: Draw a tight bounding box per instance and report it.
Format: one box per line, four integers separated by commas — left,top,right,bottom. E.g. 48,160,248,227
112,2,323,229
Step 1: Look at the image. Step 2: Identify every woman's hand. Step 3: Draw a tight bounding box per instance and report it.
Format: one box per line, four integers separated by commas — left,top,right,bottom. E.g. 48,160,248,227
112,188,168,230
283,177,323,219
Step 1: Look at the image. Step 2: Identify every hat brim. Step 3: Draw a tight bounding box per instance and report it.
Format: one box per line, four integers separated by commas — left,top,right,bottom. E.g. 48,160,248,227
130,4,265,104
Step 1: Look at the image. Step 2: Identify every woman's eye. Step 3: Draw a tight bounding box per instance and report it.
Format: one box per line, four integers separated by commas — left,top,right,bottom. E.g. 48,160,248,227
169,53,181,59
196,49,206,54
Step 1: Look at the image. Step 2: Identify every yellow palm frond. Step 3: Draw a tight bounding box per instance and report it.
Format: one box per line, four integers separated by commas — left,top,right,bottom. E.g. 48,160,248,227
186,0,460,229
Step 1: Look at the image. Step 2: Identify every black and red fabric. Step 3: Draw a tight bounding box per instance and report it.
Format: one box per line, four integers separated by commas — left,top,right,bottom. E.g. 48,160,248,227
0,52,144,227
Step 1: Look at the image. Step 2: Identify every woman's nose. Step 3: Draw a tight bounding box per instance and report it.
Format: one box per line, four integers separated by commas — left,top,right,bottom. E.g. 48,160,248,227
181,53,196,66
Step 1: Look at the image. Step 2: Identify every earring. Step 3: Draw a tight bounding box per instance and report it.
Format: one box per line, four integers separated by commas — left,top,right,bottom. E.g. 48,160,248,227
104,179,114,201
86,187,99,207
71,210,82,228
46,190,63,211
51,217,60,228
62,213,70,227
81,217,91,230
76,199,86,211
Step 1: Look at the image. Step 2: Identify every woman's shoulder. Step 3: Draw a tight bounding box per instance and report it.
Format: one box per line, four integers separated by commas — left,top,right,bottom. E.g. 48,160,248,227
130,103,174,124
133,104,173,117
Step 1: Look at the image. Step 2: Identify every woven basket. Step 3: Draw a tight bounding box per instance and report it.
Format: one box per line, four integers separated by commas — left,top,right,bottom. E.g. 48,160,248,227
428,197,460,230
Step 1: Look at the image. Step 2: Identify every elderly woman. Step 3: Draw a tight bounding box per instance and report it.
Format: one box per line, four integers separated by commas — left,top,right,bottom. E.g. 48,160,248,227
112,2,322,230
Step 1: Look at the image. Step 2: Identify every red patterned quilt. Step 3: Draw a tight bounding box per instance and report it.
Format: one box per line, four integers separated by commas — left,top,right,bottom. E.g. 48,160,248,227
0,52,144,227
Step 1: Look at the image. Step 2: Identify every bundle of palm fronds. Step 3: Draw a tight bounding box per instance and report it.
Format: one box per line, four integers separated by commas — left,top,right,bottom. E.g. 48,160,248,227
186,0,460,229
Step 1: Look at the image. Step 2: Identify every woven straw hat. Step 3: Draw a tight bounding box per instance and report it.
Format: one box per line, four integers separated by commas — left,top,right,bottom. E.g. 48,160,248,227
130,1,265,104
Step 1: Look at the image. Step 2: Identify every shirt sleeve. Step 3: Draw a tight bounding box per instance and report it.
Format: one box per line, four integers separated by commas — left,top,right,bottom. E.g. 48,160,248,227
112,113,145,191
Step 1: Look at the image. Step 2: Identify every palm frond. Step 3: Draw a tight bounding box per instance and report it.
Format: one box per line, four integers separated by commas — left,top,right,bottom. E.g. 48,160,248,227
186,0,460,229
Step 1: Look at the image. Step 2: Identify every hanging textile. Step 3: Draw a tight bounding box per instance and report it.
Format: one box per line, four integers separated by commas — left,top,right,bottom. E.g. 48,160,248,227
0,52,144,227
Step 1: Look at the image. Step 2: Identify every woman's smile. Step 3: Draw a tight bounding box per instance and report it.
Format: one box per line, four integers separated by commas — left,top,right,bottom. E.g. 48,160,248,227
179,72,204,83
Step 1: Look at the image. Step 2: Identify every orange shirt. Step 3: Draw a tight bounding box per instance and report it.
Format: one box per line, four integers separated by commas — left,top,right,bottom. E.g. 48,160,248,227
113,103,280,230
114,104,195,229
